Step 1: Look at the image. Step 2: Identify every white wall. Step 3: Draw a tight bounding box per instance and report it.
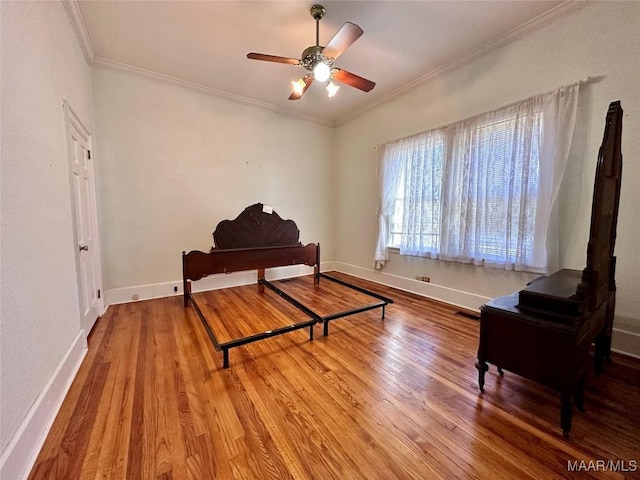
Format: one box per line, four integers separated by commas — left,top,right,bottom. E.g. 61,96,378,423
334,2,640,354
0,0,93,471
91,68,335,297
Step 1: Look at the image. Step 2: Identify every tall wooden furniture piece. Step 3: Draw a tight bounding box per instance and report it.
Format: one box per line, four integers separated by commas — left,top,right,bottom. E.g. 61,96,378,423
476,101,623,436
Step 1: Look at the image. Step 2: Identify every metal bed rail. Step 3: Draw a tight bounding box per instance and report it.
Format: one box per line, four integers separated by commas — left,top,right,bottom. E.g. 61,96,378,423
187,271,393,368
188,291,316,369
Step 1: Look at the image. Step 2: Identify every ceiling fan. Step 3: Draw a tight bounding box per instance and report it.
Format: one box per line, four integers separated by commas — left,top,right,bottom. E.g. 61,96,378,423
247,4,375,100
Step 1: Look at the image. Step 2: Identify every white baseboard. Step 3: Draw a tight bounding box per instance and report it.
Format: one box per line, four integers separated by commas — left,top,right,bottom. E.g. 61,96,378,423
333,261,489,312
105,261,337,305
0,330,88,480
611,327,640,359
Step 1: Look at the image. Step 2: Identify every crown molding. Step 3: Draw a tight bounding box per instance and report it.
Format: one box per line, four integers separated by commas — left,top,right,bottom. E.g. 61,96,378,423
335,0,594,126
91,57,334,127
62,0,95,64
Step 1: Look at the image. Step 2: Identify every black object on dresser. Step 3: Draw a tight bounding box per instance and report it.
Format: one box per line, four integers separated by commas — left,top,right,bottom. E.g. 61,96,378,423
476,101,623,437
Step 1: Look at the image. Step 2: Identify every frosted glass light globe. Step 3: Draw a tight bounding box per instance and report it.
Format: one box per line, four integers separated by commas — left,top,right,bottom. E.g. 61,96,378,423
313,62,331,82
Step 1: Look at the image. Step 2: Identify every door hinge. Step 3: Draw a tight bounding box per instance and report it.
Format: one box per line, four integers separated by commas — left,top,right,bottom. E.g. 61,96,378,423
97,289,101,299
88,150,91,160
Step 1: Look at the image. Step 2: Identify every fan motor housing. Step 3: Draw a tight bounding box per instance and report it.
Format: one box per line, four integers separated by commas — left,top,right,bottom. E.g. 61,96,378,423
301,45,330,70
301,45,323,61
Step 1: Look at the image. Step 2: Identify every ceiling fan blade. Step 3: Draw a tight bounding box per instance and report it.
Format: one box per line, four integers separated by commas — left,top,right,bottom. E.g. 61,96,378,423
247,53,300,65
322,22,363,60
332,69,375,92
289,76,314,100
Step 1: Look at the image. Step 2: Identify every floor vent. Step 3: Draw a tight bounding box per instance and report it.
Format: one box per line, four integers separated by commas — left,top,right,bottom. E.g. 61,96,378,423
455,311,480,321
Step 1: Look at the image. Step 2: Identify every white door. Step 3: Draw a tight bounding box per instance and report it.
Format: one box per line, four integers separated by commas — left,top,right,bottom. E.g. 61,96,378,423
65,101,102,335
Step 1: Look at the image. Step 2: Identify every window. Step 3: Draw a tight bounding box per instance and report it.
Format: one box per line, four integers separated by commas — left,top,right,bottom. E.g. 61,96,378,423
375,84,579,273
439,113,542,265
389,135,444,255
389,138,444,254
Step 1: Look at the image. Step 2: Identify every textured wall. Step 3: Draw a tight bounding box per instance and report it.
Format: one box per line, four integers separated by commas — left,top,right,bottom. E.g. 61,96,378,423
0,1,93,453
92,67,335,291
334,3,640,344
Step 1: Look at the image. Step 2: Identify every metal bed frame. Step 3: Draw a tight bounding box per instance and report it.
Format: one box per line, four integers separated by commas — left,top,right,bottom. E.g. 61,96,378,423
182,203,393,368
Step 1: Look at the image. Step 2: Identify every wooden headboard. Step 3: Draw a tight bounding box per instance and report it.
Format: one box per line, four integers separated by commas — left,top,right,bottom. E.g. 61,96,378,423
213,203,301,249
182,204,319,306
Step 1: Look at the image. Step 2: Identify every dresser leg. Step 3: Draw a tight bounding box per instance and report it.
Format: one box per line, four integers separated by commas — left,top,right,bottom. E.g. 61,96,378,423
604,336,613,363
575,375,586,413
476,360,488,393
595,334,606,375
560,391,573,437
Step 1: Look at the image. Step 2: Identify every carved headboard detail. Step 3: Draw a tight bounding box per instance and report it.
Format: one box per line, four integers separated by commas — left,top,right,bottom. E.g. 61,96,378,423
213,203,301,250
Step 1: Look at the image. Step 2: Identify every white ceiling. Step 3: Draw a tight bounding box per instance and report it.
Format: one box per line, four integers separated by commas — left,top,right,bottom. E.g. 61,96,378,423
71,1,581,126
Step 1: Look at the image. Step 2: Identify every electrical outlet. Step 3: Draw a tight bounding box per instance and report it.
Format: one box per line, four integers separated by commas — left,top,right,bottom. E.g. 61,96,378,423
174,286,178,293
415,276,431,283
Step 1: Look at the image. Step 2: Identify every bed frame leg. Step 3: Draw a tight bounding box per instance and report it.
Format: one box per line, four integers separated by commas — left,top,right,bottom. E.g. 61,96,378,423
257,269,265,293
309,324,314,341
184,280,191,307
382,305,386,320
323,321,329,337
313,265,320,286
223,349,229,369
313,243,321,285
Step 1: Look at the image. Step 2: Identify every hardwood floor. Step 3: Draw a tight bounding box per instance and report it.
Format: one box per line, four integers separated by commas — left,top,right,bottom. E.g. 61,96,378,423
29,273,640,479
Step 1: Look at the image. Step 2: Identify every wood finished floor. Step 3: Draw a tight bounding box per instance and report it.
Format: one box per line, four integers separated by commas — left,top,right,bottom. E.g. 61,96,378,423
29,272,640,479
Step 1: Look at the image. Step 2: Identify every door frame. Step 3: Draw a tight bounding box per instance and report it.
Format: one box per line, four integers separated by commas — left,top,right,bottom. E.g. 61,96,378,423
63,100,105,335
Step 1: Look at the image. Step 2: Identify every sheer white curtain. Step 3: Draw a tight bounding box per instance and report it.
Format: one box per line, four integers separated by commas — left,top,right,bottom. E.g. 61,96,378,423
534,84,580,272
374,144,402,268
374,84,579,273
439,97,545,269
440,84,579,272
399,130,445,257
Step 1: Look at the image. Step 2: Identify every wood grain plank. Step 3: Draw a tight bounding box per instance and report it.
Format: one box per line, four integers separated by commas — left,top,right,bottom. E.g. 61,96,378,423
94,306,142,479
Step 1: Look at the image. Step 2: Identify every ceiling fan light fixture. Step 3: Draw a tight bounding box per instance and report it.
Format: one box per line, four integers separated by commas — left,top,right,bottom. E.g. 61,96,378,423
292,78,307,95
312,61,331,82
247,4,375,100
326,81,340,98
